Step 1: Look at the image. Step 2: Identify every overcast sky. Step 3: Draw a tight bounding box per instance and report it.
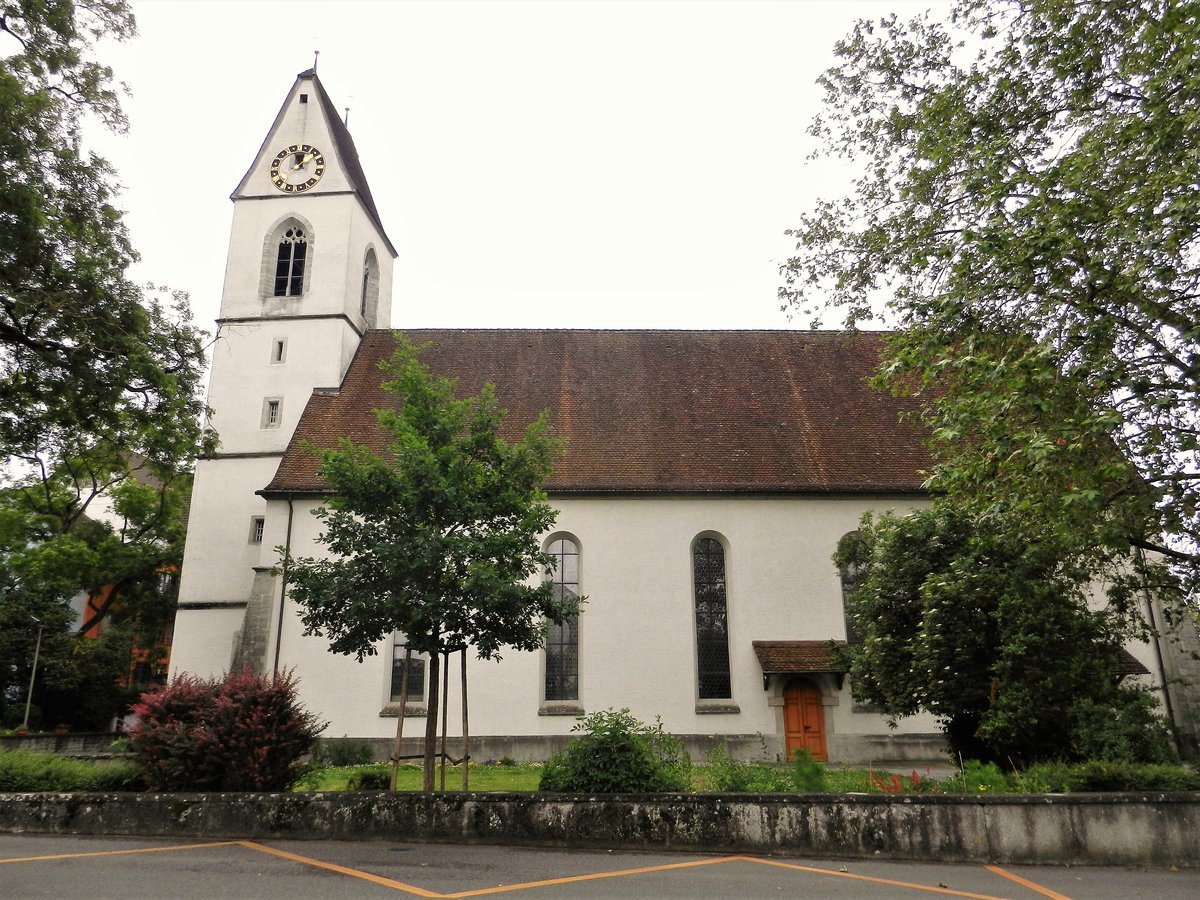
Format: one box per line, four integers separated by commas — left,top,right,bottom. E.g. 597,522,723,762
93,0,943,334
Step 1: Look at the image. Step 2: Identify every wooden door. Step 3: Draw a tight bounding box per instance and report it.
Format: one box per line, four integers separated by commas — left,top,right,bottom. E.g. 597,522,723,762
783,678,827,761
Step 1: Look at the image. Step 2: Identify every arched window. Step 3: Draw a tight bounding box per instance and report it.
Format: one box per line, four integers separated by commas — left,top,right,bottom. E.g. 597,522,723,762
837,531,869,644
693,536,731,699
273,225,308,297
360,247,380,324
544,536,579,701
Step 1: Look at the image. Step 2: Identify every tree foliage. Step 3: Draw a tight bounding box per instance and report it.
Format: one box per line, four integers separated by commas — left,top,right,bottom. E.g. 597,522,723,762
286,336,577,790
782,0,1200,595
0,2,212,727
837,507,1175,764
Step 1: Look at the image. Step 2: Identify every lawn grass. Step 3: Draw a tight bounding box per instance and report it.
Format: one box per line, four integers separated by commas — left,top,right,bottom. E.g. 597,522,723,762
298,762,544,792
295,762,939,794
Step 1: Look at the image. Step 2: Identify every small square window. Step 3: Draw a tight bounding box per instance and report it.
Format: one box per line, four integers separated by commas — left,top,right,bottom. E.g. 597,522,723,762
250,517,265,544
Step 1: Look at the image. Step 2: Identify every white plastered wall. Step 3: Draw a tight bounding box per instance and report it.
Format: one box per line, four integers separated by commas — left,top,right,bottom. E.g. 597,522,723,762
263,492,944,747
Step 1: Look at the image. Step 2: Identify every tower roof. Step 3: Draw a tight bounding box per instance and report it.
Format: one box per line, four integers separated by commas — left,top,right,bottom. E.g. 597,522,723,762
232,69,396,257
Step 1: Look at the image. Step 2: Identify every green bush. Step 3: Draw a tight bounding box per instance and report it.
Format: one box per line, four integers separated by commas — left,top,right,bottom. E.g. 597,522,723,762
312,736,375,767
539,708,690,793
791,748,828,792
129,670,325,791
347,766,391,790
1067,688,1178,764
0,749,141,792
704,745,793,792
943,759,1013,793
1018,760,1200,792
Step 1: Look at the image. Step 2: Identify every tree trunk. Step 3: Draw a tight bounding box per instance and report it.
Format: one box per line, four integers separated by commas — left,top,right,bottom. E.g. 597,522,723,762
438,649,449,792
461,647,469,792
388,648,411,791
422,647,441,793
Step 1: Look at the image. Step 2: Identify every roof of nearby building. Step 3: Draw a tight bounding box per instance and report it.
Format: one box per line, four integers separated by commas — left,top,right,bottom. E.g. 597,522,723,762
263,329,932,496
1114,649,1152,677
753,640,848,675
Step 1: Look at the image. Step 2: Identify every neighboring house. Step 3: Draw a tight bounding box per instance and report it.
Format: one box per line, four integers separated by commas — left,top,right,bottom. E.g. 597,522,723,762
169,69,1200,763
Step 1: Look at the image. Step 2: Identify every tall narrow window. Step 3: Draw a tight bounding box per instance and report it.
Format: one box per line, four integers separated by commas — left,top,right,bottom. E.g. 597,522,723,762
270,338,287,364
544,537,579,701
359,248,379,324
837,531,869,644
249,516,265,544
693,536,731,699
273,226,307,296
390,633,427,704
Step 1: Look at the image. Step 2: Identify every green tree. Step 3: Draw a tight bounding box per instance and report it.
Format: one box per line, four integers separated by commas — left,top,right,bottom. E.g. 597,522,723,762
0,2,212,727
836,507,1172,764
781,0,1199,597
286,337,577,792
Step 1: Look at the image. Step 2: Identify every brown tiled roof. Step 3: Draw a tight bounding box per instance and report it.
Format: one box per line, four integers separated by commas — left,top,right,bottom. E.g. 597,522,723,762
1114,649,1151,677
753,641,848,674
263,329,932,496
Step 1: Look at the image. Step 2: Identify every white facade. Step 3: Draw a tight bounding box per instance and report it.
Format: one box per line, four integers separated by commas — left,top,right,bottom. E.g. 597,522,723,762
258,493,943,760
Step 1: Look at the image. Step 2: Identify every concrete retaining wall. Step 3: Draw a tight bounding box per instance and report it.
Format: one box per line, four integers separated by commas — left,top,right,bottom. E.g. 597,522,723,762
2,791,1198,866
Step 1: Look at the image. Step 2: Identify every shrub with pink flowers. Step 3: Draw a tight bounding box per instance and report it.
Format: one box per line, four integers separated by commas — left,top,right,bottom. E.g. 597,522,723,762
128,670,325,792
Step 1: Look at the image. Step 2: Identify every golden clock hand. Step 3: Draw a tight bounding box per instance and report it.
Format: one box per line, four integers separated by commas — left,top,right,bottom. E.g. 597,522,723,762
289,152,316,172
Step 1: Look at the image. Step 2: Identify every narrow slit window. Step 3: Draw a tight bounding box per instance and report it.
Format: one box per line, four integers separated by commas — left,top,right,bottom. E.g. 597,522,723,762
271,339,287,364
262,398,282,429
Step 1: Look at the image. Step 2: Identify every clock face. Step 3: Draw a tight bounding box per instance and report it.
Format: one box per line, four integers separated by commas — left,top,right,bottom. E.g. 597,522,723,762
269,144,326,193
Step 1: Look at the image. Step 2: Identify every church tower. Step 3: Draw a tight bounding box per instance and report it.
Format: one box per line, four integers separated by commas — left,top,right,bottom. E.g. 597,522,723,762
171,70,395,677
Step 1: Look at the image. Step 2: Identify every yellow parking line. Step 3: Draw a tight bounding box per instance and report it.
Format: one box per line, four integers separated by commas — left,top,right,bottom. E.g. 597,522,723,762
238,840,444,897
441,855,740,898
751,857,1012,899
0,840,241,865
986,864,1073,900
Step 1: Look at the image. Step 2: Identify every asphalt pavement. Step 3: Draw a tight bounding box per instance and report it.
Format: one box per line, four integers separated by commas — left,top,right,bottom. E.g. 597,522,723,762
2,833,1197,899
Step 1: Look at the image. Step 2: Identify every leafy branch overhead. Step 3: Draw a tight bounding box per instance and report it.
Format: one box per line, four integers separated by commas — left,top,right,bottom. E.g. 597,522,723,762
781,0,1200,592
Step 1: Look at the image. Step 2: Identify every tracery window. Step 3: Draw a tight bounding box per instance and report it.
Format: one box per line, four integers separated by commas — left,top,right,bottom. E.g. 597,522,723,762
274,226,307,297
544,537,579,701
693,536,732,699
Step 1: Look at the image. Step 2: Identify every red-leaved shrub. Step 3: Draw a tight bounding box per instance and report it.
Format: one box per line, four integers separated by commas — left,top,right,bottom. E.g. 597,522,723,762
129,670,325,791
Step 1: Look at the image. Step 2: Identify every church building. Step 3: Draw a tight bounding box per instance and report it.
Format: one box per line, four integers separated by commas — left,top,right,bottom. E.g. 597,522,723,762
170,70,1199,765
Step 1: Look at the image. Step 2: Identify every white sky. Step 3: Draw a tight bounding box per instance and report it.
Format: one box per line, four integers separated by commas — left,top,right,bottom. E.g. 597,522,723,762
92,0,943,335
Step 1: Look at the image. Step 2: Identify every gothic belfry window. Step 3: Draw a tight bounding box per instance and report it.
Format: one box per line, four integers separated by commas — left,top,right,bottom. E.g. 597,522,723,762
274,226,307,296
360,247,379,323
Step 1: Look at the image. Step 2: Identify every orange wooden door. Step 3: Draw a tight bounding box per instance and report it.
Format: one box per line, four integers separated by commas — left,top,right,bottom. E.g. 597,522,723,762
783,679,827,761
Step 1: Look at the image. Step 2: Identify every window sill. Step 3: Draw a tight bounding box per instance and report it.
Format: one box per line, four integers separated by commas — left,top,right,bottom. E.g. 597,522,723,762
695,699,741,715
539,701,584,717
379,704,427,718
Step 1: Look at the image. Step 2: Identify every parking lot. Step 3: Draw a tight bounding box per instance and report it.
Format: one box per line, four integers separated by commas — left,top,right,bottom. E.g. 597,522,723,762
3,833,1199,898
